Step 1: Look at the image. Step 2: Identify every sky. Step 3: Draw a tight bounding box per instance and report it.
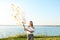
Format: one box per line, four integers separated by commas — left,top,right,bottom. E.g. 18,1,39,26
0,0,60,25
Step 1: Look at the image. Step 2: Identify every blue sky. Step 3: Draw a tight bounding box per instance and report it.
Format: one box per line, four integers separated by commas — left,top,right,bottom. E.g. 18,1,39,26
0,0,60,25
18,0,60,25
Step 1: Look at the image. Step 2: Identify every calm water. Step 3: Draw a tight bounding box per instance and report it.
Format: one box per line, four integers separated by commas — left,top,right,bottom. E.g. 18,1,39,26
0,25,60,38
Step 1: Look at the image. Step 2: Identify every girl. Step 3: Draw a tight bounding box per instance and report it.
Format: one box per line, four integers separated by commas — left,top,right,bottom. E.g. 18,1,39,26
22,21,34,40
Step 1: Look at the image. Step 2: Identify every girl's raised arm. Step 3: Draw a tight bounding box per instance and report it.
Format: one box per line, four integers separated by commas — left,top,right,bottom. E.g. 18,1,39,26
22,22,26,30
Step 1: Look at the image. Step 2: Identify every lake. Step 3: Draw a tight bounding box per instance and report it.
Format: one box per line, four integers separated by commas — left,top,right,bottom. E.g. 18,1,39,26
0,25,60,38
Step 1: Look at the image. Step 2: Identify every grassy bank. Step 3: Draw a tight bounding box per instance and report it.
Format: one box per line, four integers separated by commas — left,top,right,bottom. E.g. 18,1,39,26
0,37,60,40
0,34,60,40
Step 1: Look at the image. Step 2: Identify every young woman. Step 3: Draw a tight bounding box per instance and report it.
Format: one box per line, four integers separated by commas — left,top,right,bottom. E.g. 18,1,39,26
22,21,34,40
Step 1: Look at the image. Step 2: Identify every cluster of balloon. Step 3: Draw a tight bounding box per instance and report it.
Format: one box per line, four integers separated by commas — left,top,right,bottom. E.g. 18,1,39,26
11,4,26,25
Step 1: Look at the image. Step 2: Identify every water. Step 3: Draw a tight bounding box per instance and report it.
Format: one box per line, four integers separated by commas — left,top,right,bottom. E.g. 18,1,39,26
0,25,60,38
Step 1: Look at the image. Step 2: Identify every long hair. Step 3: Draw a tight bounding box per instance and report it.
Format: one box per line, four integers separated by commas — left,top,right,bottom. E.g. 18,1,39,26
29,21,34,29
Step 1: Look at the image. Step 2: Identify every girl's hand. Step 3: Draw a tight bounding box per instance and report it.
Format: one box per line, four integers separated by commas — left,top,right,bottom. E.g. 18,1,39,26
22,22,25,26
22,21,25,24
29,31,34,33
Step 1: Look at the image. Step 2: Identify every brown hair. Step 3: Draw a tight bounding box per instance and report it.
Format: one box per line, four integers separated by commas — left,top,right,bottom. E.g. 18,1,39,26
29,21,34,29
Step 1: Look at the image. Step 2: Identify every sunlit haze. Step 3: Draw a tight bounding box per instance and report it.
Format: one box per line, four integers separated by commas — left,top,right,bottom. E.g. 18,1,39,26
0,0,60,25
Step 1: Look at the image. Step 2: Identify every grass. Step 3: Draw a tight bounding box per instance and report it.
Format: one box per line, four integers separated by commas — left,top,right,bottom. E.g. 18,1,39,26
0,34,60,40
0,37,60,40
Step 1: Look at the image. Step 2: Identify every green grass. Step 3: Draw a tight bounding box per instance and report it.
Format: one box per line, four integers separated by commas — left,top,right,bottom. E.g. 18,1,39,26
0,37,60,40
0,34,60,40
